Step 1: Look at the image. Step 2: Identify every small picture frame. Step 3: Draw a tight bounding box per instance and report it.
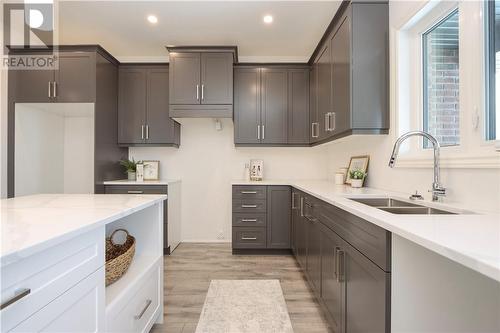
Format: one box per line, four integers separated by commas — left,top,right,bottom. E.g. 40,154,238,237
250,159,263,181
143,160,160,180
345,155,369,185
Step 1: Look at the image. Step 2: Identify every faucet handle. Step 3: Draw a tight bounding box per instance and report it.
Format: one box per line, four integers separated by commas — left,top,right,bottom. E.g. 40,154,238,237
409,191,424,200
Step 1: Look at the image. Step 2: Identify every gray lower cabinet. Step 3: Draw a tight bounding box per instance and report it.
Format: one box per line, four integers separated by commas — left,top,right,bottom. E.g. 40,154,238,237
291,187,391,333
234,66,309,146
118,64,180,147
232,185,291,250
104,185,170,255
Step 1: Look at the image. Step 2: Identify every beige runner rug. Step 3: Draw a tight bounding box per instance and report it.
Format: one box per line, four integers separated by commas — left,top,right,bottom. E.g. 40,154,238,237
195,279,294,333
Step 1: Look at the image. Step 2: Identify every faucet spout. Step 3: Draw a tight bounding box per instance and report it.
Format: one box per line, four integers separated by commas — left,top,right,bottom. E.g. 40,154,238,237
388,131,445,201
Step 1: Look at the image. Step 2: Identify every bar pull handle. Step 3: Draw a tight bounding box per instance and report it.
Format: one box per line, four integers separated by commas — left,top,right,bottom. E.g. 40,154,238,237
336,249,345,282
53,81,57,98
325,113,330,131
257,125,261,140
48,81,52,98
241,204,257,208
134,299,152,320
127,190,143,194
0,288,31,310
262,125,265,140
291,192,298,209
201,84,204,100
241,191,257,194
333,246,341,279
331,112,336,132
241,219,257,222
300,197,304,217
242,237,257,240
145,125,149,140
196,84,199,100
141,125,145,140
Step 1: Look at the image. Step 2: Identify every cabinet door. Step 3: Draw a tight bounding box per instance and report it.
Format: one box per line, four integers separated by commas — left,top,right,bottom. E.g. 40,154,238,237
344,240,389,333
234,67,261,144
9,68,53,103
11,267,104,333
331,14,351,135
320,223,345,333
261,68,288,144
55,52,95,102
146,67,179,144
296,204,308,269
306,217,322,295
288,69,310,144
316,43,332,140
201,53,233,105
118,67,146,144
266,186,291,249
290,190,301,254
169,52,201,105
309,64,319,143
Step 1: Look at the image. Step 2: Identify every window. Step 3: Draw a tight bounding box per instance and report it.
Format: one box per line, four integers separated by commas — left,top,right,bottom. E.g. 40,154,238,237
422,9,460,148
486,0,499,141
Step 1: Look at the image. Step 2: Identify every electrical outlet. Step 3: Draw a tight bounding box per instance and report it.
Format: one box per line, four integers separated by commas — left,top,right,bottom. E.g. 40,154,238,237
217,231,224,240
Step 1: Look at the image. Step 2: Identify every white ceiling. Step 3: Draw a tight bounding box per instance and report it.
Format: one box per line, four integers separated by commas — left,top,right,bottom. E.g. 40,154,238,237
58,1,341,63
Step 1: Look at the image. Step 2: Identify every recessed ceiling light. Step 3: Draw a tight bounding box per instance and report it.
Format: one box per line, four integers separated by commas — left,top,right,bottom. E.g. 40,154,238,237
147,15,158,24
263,15,273,24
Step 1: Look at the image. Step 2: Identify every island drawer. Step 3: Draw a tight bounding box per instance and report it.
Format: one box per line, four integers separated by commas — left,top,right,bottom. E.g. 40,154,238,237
232,186,267,199
232,199,267,213
106,263,161,333
104,185,168,195
0,227,104,332
232,227,267,249
232,213,267,227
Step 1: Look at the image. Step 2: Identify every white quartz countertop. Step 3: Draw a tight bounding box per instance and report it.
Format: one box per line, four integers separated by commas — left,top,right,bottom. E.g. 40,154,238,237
232,180,500,282
102,179,181,185
1,194,167,264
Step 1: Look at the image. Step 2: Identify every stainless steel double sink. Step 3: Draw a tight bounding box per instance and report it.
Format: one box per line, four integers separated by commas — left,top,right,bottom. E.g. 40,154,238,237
348,197,459,215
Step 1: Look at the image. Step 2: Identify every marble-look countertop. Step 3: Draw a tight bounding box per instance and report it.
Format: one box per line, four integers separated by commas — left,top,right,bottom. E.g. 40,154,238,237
232,180,500,282
1,194,167,263
102,179,181,186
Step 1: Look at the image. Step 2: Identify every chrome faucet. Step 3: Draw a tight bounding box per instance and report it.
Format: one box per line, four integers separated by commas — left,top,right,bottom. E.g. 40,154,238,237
388,131,446,201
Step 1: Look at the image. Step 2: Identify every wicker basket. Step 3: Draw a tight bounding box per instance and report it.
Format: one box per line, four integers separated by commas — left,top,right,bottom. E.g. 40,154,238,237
105,229,136,286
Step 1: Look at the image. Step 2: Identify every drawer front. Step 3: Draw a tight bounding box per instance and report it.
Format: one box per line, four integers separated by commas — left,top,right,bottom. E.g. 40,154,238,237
232,213,267,227
232,199,267,213
1,228,104,332
106,264,161,333
104,185,168,194
232,186,267,199
317,201,391,271
232,227,267,249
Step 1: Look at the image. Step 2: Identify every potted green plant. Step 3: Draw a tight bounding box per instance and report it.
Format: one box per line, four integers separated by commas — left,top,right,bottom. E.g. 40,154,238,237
349,170,366,188
120,158,138,180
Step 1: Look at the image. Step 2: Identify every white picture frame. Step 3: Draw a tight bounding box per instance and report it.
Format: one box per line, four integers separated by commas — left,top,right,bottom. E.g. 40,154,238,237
143,160,160,180
250,160,263,181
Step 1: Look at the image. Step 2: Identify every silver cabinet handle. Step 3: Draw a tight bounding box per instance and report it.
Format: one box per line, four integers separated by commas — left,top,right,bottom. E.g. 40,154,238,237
0,288,31,310
201,84,204,100
242,237,257,240
241,219,257,222
53,81,57,98
325,113,330,131
48,81,52,98
196,84,199,100
241,205,257,208
300,197,304,217
291,192,298,209
331,112,336,132
141,125,144,140
145,125,149,140
127,190,143,194
257,125,261,140
241,191,257,194
333,246,340,279
262,125,265,140
311,122,319,138
336,249,345,282
134,299,152,320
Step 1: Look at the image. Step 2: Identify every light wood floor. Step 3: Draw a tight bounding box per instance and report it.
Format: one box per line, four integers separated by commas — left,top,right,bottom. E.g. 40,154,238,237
151,243,332,333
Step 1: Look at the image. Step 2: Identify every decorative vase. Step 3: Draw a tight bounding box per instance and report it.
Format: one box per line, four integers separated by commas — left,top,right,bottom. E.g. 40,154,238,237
127,172,136,181
351,179,363,188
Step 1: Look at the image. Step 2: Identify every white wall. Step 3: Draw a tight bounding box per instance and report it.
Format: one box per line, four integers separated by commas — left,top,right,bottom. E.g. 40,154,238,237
326,0,500,213
130,118,329,242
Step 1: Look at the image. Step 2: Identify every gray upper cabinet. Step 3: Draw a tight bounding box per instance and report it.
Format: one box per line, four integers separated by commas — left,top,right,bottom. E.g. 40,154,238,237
309,65,319,143
309,1,389,145
118,65,180,147
168,48,235,118
169,53,201,105
234,67,261,145
288,69,310,144
261,68,288,144
10,67,54,103
201,53,233,105
234,66,309,146
266,186,291,249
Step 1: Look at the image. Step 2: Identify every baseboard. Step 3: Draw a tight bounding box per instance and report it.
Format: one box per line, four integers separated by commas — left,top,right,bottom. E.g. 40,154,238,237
232,248,293,255
181,240,232,243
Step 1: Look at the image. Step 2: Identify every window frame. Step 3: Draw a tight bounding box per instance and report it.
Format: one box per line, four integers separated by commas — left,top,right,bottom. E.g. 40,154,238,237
485,0,496,141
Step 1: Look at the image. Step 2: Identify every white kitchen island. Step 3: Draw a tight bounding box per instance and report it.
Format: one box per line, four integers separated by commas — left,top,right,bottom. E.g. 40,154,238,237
0,194,167,333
